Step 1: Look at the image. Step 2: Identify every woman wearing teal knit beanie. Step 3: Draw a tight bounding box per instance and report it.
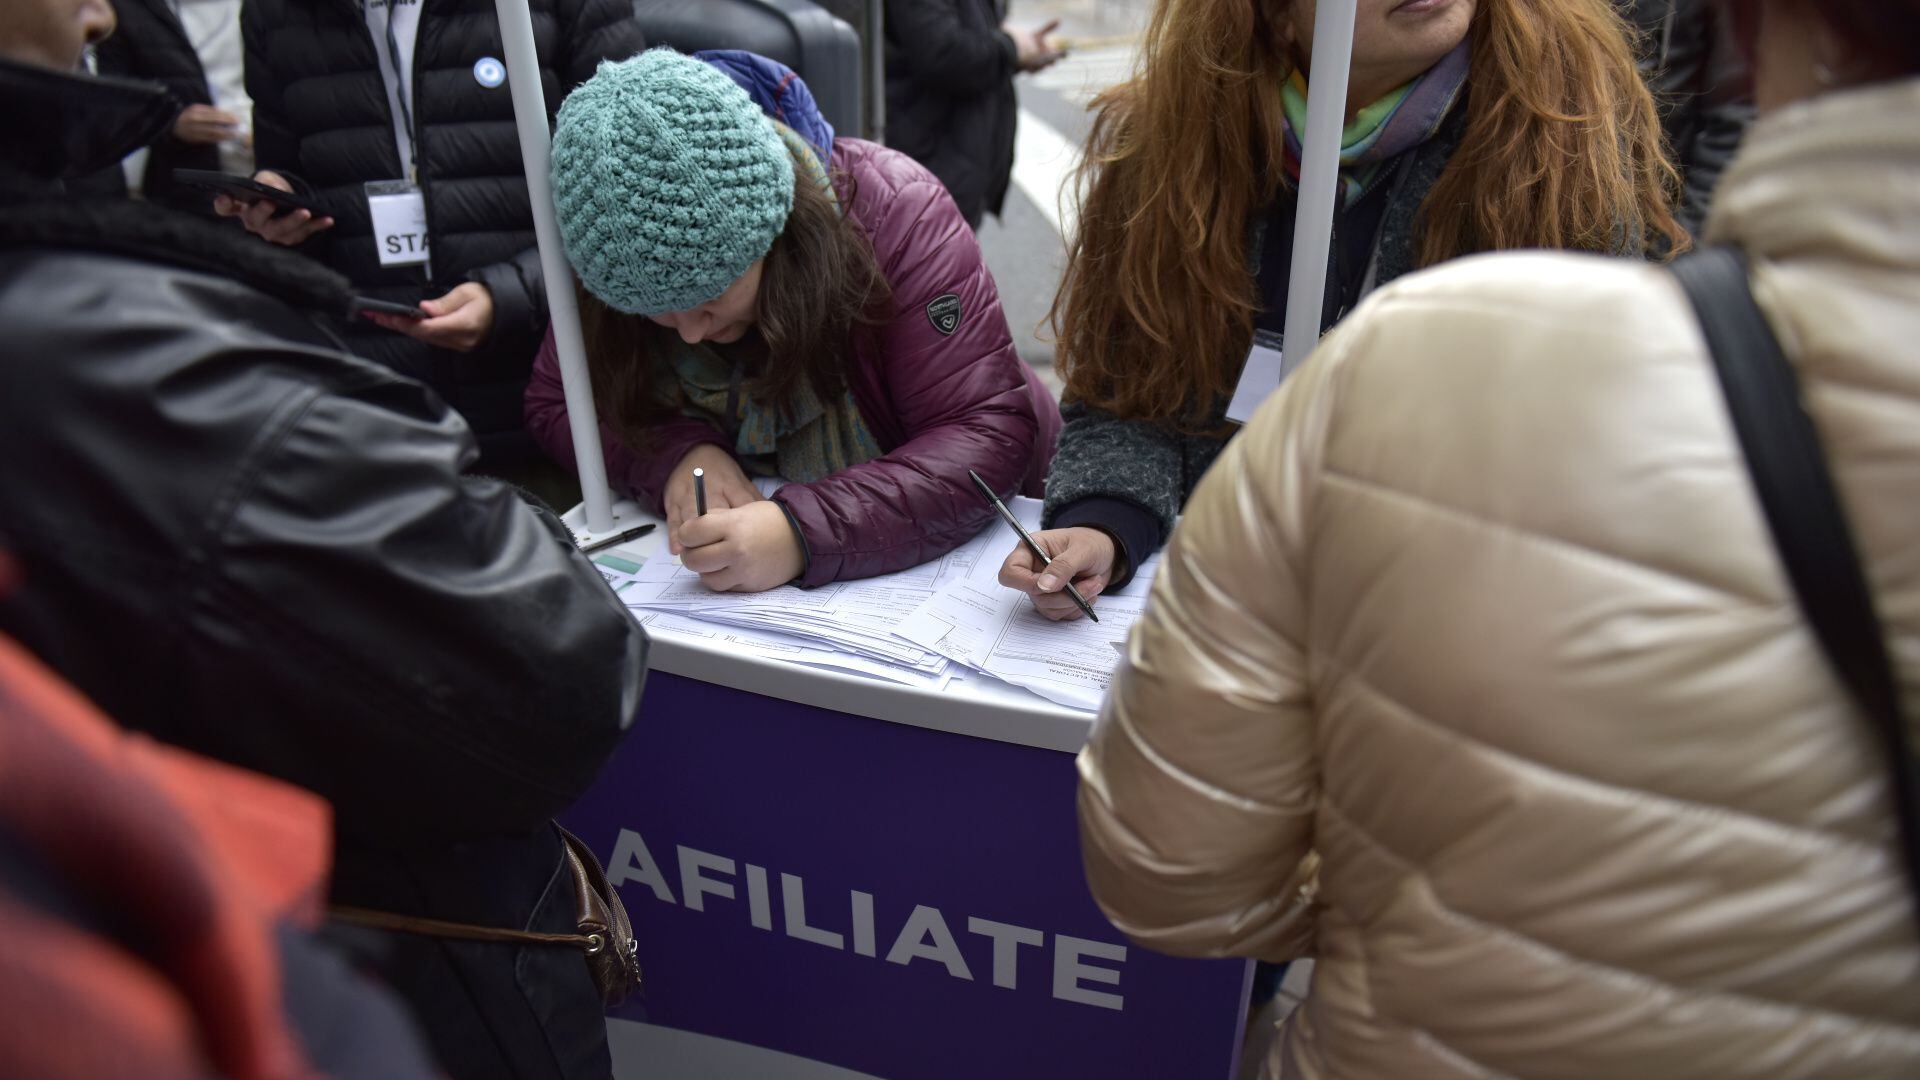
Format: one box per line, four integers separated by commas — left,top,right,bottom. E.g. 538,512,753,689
527,50,1061,591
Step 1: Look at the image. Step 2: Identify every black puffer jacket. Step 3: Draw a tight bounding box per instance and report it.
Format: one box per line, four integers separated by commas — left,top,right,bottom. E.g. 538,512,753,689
0,59,648,1080
88,0,221,215
243,0,643,467
1619,0,1753,235
883,0,1017,227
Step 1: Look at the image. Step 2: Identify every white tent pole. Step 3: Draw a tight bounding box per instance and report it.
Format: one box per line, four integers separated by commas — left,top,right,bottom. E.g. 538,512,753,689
1279,0,1357,380
494,0,614,533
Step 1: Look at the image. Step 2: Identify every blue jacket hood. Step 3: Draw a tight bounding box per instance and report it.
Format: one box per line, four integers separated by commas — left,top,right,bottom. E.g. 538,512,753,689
696,49,835,162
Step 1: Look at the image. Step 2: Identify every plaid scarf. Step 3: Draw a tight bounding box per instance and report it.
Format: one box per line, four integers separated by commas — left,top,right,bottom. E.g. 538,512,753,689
1282,42,1470,207
671,336,881,484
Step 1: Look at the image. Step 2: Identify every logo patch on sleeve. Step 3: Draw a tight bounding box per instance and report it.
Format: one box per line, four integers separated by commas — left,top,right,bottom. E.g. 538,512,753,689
926,293,962,336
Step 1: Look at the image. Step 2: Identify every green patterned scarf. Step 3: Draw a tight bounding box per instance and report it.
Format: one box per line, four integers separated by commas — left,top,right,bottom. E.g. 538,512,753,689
671,335,881,483
1281,42,1470,207
666,126,881,483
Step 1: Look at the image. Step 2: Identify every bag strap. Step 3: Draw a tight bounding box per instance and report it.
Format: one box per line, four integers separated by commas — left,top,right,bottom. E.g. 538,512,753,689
328,826,637,961
328,905,609,952
1670,247,1920,921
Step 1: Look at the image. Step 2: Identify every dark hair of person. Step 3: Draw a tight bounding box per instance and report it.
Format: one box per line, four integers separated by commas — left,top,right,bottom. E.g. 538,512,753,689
580,153,891,451
1747,0,1920,77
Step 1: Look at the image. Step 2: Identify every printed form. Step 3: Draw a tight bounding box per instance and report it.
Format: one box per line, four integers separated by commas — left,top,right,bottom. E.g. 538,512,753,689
608,497,1025,689
896,509,1161,711
600,493,1150,712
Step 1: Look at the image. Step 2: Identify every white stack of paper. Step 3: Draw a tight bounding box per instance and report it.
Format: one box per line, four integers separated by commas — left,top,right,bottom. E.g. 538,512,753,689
894,539,1159,713
606,501,1022,689
616,560,950,687
596,494,1147,712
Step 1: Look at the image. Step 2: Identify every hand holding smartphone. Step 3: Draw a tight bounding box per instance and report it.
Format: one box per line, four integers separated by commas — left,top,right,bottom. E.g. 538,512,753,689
199,170,336,248
349,297,429,321
172,169,316,215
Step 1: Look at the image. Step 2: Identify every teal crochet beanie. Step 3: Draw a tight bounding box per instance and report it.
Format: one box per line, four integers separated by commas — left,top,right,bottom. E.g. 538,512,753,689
551,49,796,316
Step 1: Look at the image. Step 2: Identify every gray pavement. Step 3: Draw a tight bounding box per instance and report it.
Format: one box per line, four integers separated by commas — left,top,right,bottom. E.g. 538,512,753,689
977,172,1069,399
1012,0,1149,46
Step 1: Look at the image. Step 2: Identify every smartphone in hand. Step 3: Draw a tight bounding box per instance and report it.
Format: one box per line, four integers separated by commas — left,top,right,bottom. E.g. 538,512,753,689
348,296,429,320
171,169,316,215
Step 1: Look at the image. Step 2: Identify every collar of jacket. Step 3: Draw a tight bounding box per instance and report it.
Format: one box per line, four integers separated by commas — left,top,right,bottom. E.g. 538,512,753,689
0,58,177,193
137,0,199,60
1706,76,1920,273
0,198,358,321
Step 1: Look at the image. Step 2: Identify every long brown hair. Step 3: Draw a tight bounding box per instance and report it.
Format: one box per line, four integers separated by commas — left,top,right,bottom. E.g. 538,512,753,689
1053,0,1688,428
581,155,891,450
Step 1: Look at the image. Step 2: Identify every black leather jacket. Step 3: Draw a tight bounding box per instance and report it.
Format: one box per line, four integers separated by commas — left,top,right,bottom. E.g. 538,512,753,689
1621,0,1754,235
0,59,646,1079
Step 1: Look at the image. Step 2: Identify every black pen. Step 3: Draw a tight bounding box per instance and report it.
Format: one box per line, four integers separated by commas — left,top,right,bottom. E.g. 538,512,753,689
693,467,708,516
967,468,1098,623
579,522,657,555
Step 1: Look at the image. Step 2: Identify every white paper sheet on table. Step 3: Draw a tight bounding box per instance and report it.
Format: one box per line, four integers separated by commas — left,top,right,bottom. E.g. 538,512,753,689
609,497,1050,692
611,491,1154,711
896,550,1161,712
622,559,847,614
634,611,952,690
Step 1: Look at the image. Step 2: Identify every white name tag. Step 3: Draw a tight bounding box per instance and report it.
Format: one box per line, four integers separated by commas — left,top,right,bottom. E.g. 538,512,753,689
1225,341,1287,425
366,181,430,268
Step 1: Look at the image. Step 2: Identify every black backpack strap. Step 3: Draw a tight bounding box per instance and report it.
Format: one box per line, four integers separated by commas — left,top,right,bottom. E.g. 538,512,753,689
1671,247,1920,919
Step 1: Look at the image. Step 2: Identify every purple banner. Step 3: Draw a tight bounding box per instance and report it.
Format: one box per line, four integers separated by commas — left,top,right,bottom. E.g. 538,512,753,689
563,672,1250,1079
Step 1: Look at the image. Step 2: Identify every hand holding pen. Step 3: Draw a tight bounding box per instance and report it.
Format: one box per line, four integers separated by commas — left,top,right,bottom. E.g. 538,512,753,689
665,445,762,556
672,450,803,593
971,470,1101,623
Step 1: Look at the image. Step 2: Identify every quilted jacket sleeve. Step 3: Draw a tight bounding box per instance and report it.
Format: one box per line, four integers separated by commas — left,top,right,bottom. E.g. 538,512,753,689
241,1,304,192
1042,401,1193,589
1077,329,1343,962
524,326,730,511
775,172,1041,586
468,246,545,363
559,0,646,86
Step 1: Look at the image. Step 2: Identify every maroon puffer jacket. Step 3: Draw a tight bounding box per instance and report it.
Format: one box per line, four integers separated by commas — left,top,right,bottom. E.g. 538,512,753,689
526,137,1061,587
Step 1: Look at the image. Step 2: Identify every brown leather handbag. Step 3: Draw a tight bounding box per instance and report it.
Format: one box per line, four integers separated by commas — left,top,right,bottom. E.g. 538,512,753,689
330,826,642,1006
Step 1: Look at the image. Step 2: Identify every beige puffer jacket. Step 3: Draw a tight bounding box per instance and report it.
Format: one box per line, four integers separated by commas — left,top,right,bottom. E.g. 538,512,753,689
1078,78,1920,1079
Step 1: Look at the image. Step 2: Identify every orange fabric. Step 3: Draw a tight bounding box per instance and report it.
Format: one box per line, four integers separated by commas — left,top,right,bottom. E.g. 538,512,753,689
0,630,332,1079
0,892,205,1080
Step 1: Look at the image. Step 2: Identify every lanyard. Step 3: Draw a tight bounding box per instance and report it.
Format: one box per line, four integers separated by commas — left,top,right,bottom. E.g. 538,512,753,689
373,0,418,182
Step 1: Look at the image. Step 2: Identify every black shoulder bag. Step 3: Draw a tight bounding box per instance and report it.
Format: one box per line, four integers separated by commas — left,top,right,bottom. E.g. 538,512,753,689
1670,247,1920,929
